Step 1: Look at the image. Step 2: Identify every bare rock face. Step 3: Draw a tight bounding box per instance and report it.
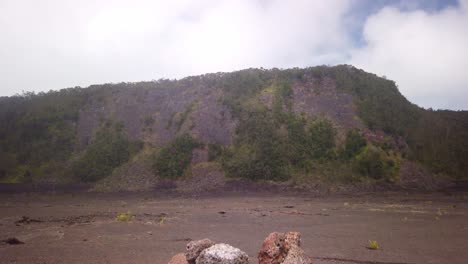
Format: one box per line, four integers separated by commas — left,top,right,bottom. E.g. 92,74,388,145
186,239,216,264
258,232,287,264
195,243,249,264
169,253,189,264
258,232,312,264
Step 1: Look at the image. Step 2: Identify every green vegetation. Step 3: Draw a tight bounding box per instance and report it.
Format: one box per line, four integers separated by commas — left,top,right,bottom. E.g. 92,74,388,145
116,212,134,222
0,65,465,185
222,110,290,181
207,143,223,161
0,88,87,182
175,101,198,130
340,129,367,159
152,134,201,179
71,121,143,182
367,240,379,250
353,145,396,181
220,75,338,181
218,69,401,183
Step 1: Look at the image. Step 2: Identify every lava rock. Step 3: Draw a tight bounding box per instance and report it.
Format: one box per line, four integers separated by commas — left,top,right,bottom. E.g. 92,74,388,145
282,245,312,264
1,237,25,245
285,232,301,249
186,239,216,264
258,232,287,264
258,232,312,264
168,253,189,264
196,243,249,264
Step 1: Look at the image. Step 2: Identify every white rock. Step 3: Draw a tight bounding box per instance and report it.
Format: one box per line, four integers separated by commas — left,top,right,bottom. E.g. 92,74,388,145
196,243,249,264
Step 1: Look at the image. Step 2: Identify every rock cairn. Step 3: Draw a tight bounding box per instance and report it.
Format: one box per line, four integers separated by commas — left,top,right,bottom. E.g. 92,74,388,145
168,232,312,264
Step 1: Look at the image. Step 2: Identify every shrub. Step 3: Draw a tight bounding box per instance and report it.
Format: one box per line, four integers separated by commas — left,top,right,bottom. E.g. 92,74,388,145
222,109,290,181
116,212,134,222
353,145,395,180
307,118,336,159
222,144,289,181
341,129,367,159
71,122,143,182
367,240,379,250
152,134,201,179
208,143,223,161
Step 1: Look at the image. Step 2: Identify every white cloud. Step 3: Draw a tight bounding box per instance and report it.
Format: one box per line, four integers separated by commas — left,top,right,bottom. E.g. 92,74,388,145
0,0,351,96
349,0,468,110
0,0,466,110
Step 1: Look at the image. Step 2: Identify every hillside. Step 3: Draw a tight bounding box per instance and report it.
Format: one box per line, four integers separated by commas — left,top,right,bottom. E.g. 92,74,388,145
0,65,466,191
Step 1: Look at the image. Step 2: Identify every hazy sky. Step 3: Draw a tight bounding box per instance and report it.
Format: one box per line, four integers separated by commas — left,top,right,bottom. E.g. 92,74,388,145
0,0,467,110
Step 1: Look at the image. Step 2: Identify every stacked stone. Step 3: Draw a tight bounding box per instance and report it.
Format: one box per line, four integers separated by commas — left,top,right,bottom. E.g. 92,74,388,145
168,232,312,264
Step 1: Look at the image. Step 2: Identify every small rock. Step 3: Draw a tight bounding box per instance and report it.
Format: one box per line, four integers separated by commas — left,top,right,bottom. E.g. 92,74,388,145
186,239,216,264
196,243,249,264
147,231,153,235
169,253,189,264
1,237,24,245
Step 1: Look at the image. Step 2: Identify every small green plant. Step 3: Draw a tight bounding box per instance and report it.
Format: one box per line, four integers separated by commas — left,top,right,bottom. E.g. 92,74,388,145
367,240,379,250
116,212,134,222
158,216,166,225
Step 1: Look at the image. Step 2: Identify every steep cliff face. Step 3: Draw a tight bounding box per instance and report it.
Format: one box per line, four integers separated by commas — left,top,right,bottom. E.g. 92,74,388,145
0,65,466,188
76,71,362,148
76,79,237,149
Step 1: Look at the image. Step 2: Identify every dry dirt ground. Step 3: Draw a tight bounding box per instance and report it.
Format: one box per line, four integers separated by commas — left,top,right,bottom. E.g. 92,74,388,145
0,191,467,264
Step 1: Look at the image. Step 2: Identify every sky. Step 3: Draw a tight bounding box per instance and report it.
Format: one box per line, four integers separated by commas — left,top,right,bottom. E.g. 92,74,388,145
0,0,467,110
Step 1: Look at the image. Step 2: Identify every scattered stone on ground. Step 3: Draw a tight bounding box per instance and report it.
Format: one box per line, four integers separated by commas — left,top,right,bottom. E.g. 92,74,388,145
186,239,216,264
196,243,249,264
15,216,42,225
1,237,25,245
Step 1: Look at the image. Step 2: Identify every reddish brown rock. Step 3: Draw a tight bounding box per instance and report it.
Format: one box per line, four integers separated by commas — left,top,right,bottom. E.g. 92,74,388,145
186,239,216,264
258,232,287,264
168,253,188,264
258,232,312,264
285,232,301,248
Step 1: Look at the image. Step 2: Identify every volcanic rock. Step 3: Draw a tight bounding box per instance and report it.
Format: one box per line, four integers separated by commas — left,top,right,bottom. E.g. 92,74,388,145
196,243,249,264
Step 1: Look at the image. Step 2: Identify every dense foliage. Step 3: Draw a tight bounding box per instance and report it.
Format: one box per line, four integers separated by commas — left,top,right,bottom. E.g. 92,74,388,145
0,65,466,184
0,89,87,182
71,122,143,182
220,75,339,181
152,134,201,179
